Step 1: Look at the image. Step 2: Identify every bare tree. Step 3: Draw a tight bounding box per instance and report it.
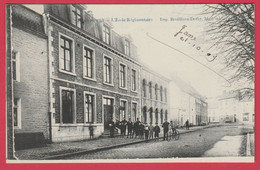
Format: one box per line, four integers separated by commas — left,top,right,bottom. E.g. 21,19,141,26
204,4,255,98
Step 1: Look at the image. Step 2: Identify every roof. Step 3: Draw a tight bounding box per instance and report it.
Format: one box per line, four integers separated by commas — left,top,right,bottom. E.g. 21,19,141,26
141,62,171,82
44,4,138,61
12,5,46,38
170,75,206,102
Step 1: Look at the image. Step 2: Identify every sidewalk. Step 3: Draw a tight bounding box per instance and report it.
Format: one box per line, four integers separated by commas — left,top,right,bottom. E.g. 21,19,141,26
15,124,221,160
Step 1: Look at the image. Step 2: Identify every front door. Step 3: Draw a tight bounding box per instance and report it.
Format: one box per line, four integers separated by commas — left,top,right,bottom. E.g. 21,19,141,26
103,97,113,129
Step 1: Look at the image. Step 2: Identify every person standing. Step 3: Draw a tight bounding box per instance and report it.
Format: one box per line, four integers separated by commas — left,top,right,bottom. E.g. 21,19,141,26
108,120,115,138
149,123,154,139
144,123,149,142
154,123,160,141
127,119,133,138
185,120,189,130
122,118,127,137
133,118,140,138
139,122,144,139
162,119,169,141
89,124,94,140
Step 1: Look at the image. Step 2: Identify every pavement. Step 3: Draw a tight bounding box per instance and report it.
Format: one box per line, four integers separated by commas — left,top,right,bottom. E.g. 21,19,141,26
15,124,221,160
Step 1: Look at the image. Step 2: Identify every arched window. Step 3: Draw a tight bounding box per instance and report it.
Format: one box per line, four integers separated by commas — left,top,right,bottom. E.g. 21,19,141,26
149,82,152,99
160,109,163,124
149,107,153,124
165,110,168,121
155,109,158,124
143,106,147,123
155,84,158,100
160,86,163,102
142,79,146,97
165,88,167,102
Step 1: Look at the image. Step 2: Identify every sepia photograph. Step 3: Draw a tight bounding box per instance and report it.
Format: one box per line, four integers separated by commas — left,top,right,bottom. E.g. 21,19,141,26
6,3,255,163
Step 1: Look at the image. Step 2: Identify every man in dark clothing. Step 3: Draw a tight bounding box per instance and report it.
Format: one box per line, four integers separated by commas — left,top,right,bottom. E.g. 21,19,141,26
185,120,189,130
89,124,94,140
127,119,133,138
122,118,127,137
108,120,115,137
162,119,169,141
139,123,145,139
133,118,140,138
144,123,149,142
154,123,160,141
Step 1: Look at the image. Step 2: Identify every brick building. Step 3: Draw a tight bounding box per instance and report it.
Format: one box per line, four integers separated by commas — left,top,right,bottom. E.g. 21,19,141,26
9,5,49,149
7,4,170,145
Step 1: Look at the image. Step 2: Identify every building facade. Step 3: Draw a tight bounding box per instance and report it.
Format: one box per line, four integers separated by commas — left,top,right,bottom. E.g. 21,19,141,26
44,4,142,142
10,5,50,149
141,65,170,125
8,4,171,145
169,76,208,126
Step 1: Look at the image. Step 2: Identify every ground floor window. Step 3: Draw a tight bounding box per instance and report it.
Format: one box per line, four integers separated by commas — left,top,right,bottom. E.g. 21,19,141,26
120,100,127,121
149,108,153,124
143,107,147,123
61,89,74,124
13,98,21,128
243,113,249,121
160,110,163,124
132,103,137,121
85,93,94,123
155,109,158,124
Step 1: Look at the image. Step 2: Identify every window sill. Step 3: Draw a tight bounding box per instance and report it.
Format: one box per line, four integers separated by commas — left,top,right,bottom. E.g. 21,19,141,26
119,86,128,91
103,82,114,87
131,90,138,93
83,76,97,82
59,69,77,76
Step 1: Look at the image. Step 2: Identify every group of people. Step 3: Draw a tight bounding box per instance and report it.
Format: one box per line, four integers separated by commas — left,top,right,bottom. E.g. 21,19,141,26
107,118,183,142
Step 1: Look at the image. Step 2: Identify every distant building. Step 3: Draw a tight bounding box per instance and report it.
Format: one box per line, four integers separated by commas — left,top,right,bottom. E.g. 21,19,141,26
169,76,208,126
216,90,254,125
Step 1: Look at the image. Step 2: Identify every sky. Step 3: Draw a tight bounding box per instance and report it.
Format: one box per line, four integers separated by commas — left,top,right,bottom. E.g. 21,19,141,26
24,4,231,100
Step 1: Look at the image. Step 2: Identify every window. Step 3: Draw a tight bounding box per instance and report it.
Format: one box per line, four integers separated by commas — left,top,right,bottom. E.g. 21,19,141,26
155,109,158,124
155,84,158,100
71,5,82,28
83,46,95,79
143,79,146,97
243,113,249,121
160,86,163,101
149,108,153,124
165,110,168,121
13,98,21,128
160,110,163,124
103,56,112,84
61,89,75,124
132,103,137,121
60,35,73,72
165,88,167,102
12,51,20,82
85,93,94,123
120,100,127,121
124,39,130,56
119,63,126,88
149,82,152,99
143,106,147,123
103,25,110,44
131,69,137,91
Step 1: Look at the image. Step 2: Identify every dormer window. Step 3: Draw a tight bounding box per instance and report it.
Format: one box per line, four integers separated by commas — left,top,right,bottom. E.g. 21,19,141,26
103,25,110,44
124,39,130,56
71,5,82,28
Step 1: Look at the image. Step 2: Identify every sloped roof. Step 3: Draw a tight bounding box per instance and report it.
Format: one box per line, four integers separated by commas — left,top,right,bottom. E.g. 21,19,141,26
12,5,46,38
170,75,206,101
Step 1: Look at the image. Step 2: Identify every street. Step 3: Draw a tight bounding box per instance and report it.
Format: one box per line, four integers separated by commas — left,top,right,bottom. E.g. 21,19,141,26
65,125,253,159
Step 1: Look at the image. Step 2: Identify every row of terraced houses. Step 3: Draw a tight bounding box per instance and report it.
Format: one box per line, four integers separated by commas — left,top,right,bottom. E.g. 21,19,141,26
7,4,171,150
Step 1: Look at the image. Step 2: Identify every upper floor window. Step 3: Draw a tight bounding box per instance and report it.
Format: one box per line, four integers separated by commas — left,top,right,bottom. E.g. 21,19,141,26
103,56,112,84
83,46,95,79
160,86,163,101
103,25,110,44
149,82,152,99
119,63,126,88
165,88,167,102
71,5,82,28
131,69,137,91
124,39,130,56
155,84,158,100
12,51,20,82
60,35,73,73
142,79,146,97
